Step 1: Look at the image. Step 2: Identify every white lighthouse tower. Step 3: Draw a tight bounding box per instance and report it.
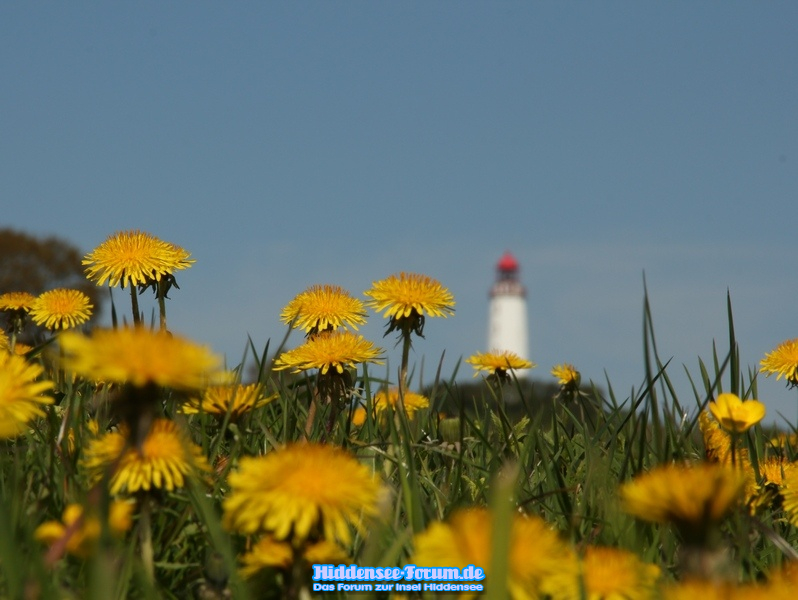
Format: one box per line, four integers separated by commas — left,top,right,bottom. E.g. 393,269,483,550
488,251,530,376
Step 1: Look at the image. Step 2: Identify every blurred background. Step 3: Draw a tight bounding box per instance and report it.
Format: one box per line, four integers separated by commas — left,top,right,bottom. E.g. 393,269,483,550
2,2,796,422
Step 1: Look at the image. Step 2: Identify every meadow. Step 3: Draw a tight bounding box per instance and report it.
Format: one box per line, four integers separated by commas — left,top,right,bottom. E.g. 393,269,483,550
1,229,797,599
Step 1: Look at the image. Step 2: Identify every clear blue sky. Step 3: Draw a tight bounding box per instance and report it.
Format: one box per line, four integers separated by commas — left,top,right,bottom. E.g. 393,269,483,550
2,3,797,423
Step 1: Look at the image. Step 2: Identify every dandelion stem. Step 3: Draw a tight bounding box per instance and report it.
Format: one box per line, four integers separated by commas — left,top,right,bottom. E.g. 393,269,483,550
157,279,168,331
129,285,141,327
139,495,155,583
285,544,307,600
399,325,412,397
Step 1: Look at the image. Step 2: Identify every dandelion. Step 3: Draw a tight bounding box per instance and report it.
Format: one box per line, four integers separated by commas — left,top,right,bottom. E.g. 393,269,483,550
0,352,54,438
12,342,33,356
29,288,93,331
412,508,576,599
182,384,276,420
273,330,383,405
466,350,535,380
274,330,383,435
364,272,454,336
223,443,381,546
60,327,223,391
748,458,795,513
350,406,367,427
551,364,580,388
239,536,348,577
365,272,454,392
82,418,210,495
758,457,793,488
273,330,383,376
620,462,747,544
61,326,225,449
0,291,37,313
767,560,798,589
412,510,490,584
83,230,193,326
280,284,367,337
699,411,734,464
546,546,660,600
372,387,429,418
0,291,37,347
34,501,134,558
700,411,757,510
659,579,759,600
778,465,798,528
709,393,766,433
83,230,193,289
760,339,798,388
512,514,579,599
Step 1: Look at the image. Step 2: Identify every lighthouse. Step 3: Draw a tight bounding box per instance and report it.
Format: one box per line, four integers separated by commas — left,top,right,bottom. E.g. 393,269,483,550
488,251,530,375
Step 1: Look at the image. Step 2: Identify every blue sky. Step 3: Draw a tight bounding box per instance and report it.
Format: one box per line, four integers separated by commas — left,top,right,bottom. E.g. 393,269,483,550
2,3,797,423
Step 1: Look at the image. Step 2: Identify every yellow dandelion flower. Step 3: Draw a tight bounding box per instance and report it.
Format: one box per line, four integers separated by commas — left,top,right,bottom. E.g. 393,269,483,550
82,418,210,494
303,539,349,566
466,350,535,378
748,458,796,513
767,560,798,588
239,536,293,574
709,393,766,433
551,364,580,387
0,352,54,438
699,411,734,464
778,465,798,527
29,288,93,331
182,384,276,420
372,387,429,418
753,457,793,489
0,291,36,312
659,579,756,600
239,536,348,577
546,546,660,600
83,230,194,288
620,462,747,540
364,272,454,337
280,284,367,336
365,272,455,320
761,339,798,387
351,406,368,427
12,342,33,356
413,509,490,572
34,500,134,558
223,443,382,546
581,546,660,600
60,327,224,391
0,291,37,334
512,514,578,600
272,330,383,375
413,508,575,600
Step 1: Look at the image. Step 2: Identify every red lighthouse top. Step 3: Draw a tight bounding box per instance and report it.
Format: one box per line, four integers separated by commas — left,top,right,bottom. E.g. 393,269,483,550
491,251,525,297
497,251,519,273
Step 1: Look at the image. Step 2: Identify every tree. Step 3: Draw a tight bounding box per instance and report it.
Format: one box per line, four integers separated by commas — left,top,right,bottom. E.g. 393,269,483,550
0,228,103,340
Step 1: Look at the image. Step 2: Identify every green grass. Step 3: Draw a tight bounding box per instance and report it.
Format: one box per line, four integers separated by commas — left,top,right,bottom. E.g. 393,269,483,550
2,289,797,599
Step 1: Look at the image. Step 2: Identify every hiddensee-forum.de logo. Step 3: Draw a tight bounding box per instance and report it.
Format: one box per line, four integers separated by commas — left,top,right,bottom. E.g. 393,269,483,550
312,564,486,593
